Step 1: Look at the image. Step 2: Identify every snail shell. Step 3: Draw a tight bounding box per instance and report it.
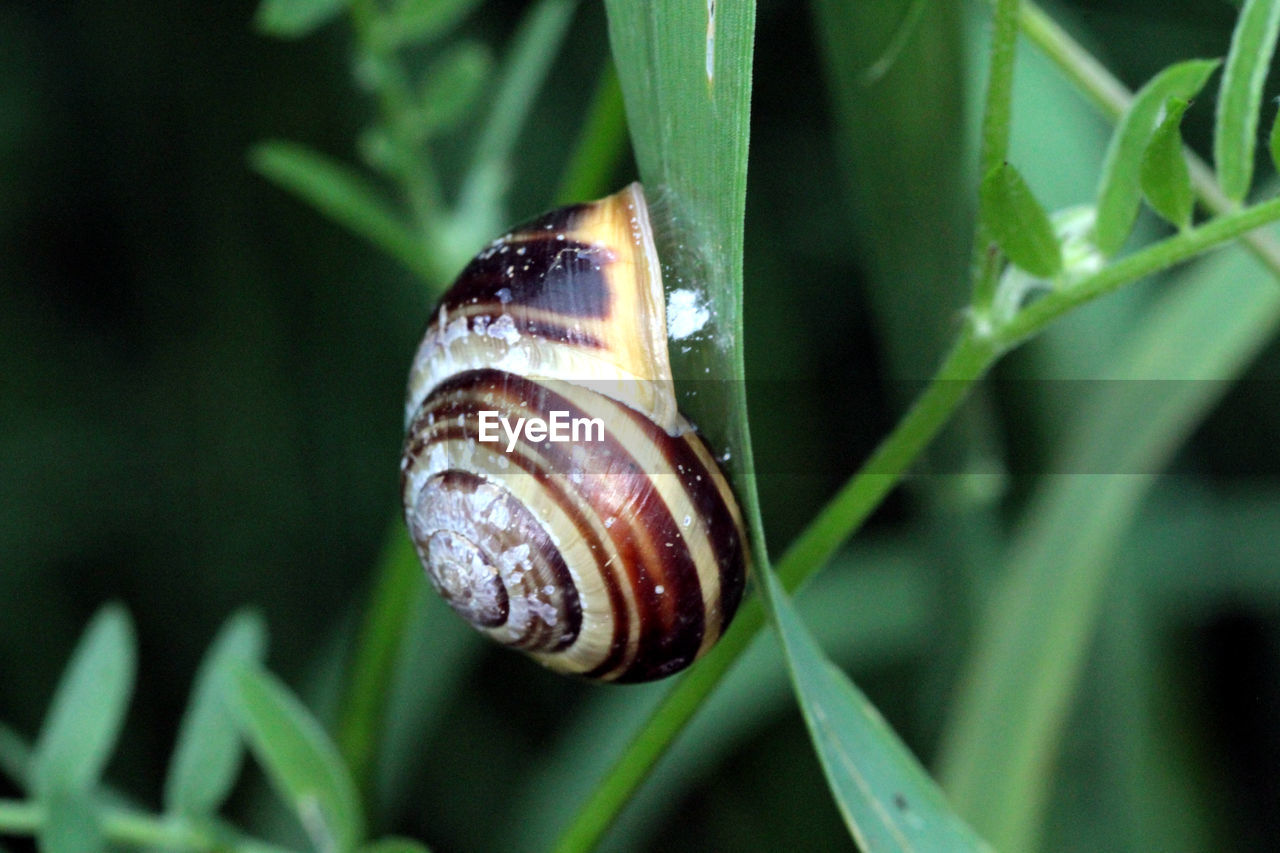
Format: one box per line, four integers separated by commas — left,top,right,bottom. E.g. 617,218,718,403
400,183,747,682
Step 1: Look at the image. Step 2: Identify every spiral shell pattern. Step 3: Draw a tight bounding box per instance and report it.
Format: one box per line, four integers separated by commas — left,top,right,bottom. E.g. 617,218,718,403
401,184,747,682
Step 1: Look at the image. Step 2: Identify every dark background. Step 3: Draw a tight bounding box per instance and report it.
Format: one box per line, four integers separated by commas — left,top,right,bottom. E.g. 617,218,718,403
2,1,1277,850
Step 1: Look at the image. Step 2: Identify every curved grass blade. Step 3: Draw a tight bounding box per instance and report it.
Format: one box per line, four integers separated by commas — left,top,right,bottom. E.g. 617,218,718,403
939,226,1280,852
251,141,439,284
1214,0,1280,202
31,604,135,799
1141,98,1193,229
550,4,759,851
1093,59,1219,256
758,564,991,853
165,610,268,816
233,666,364,853
981,162,1062,277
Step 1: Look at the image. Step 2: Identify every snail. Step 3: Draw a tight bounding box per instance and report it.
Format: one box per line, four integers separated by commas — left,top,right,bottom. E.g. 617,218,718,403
399,183,748,682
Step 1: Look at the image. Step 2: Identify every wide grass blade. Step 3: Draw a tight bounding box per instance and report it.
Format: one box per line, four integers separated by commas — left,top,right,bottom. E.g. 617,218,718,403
233,666,364,852
1214,0,1280,202
548,5,759,851
602,0,759,515
165,610,268,816
31,604,135,799
1093,59,1219,256
758,564,990,852
939,225,1280,851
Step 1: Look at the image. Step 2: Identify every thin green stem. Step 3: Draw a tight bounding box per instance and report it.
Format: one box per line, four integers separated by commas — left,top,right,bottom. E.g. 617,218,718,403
971,0,1022,311
0,798,293,852
997,193,1280,346
0,799,41,832
550,327,998,853
1019,0,1280,275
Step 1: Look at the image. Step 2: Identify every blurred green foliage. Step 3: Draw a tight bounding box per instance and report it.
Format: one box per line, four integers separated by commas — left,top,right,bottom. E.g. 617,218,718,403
2,0,1279,851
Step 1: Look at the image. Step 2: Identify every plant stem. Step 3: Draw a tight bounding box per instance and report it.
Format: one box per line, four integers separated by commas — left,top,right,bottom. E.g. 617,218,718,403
971,0,1022,311
997,193,1280,346
0,798,293,852
0,798,41,832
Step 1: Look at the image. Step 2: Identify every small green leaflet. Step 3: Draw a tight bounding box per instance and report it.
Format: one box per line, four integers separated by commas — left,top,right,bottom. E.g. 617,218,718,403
1141,98,1194,229
232,666,364,853
31,604,135,799
981,162,1062,279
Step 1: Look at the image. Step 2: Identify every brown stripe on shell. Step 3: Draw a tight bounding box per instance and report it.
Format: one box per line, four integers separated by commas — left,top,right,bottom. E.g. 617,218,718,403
421,369,716,681
610,396,748,635
442,236,616,320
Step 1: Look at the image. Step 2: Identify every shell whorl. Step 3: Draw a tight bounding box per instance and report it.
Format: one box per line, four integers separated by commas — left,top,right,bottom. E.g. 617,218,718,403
400,184,747,682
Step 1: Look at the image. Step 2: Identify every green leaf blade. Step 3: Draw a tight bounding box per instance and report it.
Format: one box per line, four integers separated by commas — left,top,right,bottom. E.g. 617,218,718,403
1094,58,1220,255
981,162,1062,278
758,566,991,853
233,666,364,852
1140,98,1194,229
250,140,436,283
254,0,349,39
31,604,136,799
164,610,268,817
1215,0,1280,201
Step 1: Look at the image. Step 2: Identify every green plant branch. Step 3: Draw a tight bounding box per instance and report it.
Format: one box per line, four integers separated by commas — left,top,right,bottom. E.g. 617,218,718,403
971,0,1021,311
996,193,1280,346
1019,0,1280,275
0,798,295,852
348,0,447,239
